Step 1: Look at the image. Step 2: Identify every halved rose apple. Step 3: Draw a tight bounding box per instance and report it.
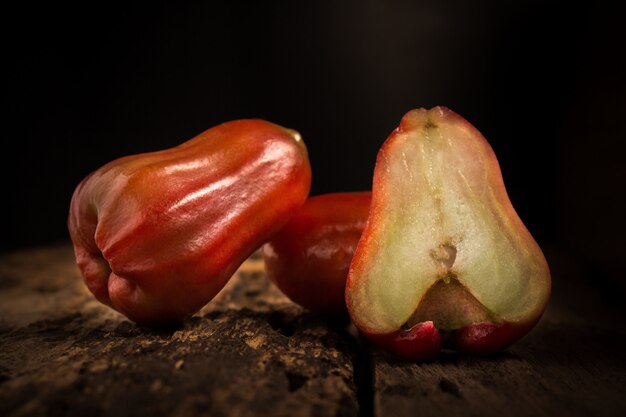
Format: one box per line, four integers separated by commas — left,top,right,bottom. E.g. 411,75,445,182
345,107,551,359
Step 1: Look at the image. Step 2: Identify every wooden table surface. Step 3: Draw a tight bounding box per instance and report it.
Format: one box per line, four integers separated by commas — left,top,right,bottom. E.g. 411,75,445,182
1,244,625,417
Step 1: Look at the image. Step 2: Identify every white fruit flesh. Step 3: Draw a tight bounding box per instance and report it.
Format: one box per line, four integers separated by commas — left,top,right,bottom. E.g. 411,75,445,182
347,108,550,334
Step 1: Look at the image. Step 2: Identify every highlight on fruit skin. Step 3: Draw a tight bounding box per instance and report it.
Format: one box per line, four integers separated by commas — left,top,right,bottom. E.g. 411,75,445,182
263,192,371,315
345,107,551,360
68,119,311,326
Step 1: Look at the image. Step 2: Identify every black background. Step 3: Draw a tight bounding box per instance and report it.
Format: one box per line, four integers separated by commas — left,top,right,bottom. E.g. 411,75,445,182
3,1,625,287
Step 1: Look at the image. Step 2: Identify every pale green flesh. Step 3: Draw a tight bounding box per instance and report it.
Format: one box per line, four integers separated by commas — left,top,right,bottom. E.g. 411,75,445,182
354,113,550,333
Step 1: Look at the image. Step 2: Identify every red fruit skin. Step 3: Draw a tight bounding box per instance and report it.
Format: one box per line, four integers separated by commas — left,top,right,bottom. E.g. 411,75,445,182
450,319,539,355
366,322,442,361
263,192,371,315
68,119,311,325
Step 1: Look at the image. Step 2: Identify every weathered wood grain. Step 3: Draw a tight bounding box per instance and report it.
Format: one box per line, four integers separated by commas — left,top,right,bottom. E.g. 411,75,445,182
1,244,625,417
0,245,358,417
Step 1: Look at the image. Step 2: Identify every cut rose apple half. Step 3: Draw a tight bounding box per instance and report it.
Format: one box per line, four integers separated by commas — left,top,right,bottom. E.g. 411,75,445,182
345,107,551,360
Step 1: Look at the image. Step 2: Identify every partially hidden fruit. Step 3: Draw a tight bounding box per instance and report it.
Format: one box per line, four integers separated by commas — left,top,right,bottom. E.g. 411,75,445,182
263,192,371,315
345,107,551,359
69,119,311,325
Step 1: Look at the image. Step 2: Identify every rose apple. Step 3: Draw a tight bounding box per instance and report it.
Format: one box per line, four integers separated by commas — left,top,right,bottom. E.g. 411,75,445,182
263,192,371,315
69,119,311,325
345,107,551,359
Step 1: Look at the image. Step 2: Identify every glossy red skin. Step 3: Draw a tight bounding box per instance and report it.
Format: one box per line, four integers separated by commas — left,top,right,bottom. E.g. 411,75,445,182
263,192,371,315
365,320,535,358
450,319,538,355
68,119,311,325
367,322,442,361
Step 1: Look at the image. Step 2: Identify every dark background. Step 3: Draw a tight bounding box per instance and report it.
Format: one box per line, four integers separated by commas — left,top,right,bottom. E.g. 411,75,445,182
3,1,625,287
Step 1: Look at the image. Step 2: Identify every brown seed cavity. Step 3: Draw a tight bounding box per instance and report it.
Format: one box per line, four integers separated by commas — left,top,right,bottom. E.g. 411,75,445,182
430,243,457,271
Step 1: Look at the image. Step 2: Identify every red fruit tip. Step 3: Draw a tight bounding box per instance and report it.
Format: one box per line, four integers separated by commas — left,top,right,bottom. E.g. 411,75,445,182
367,321,442,361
